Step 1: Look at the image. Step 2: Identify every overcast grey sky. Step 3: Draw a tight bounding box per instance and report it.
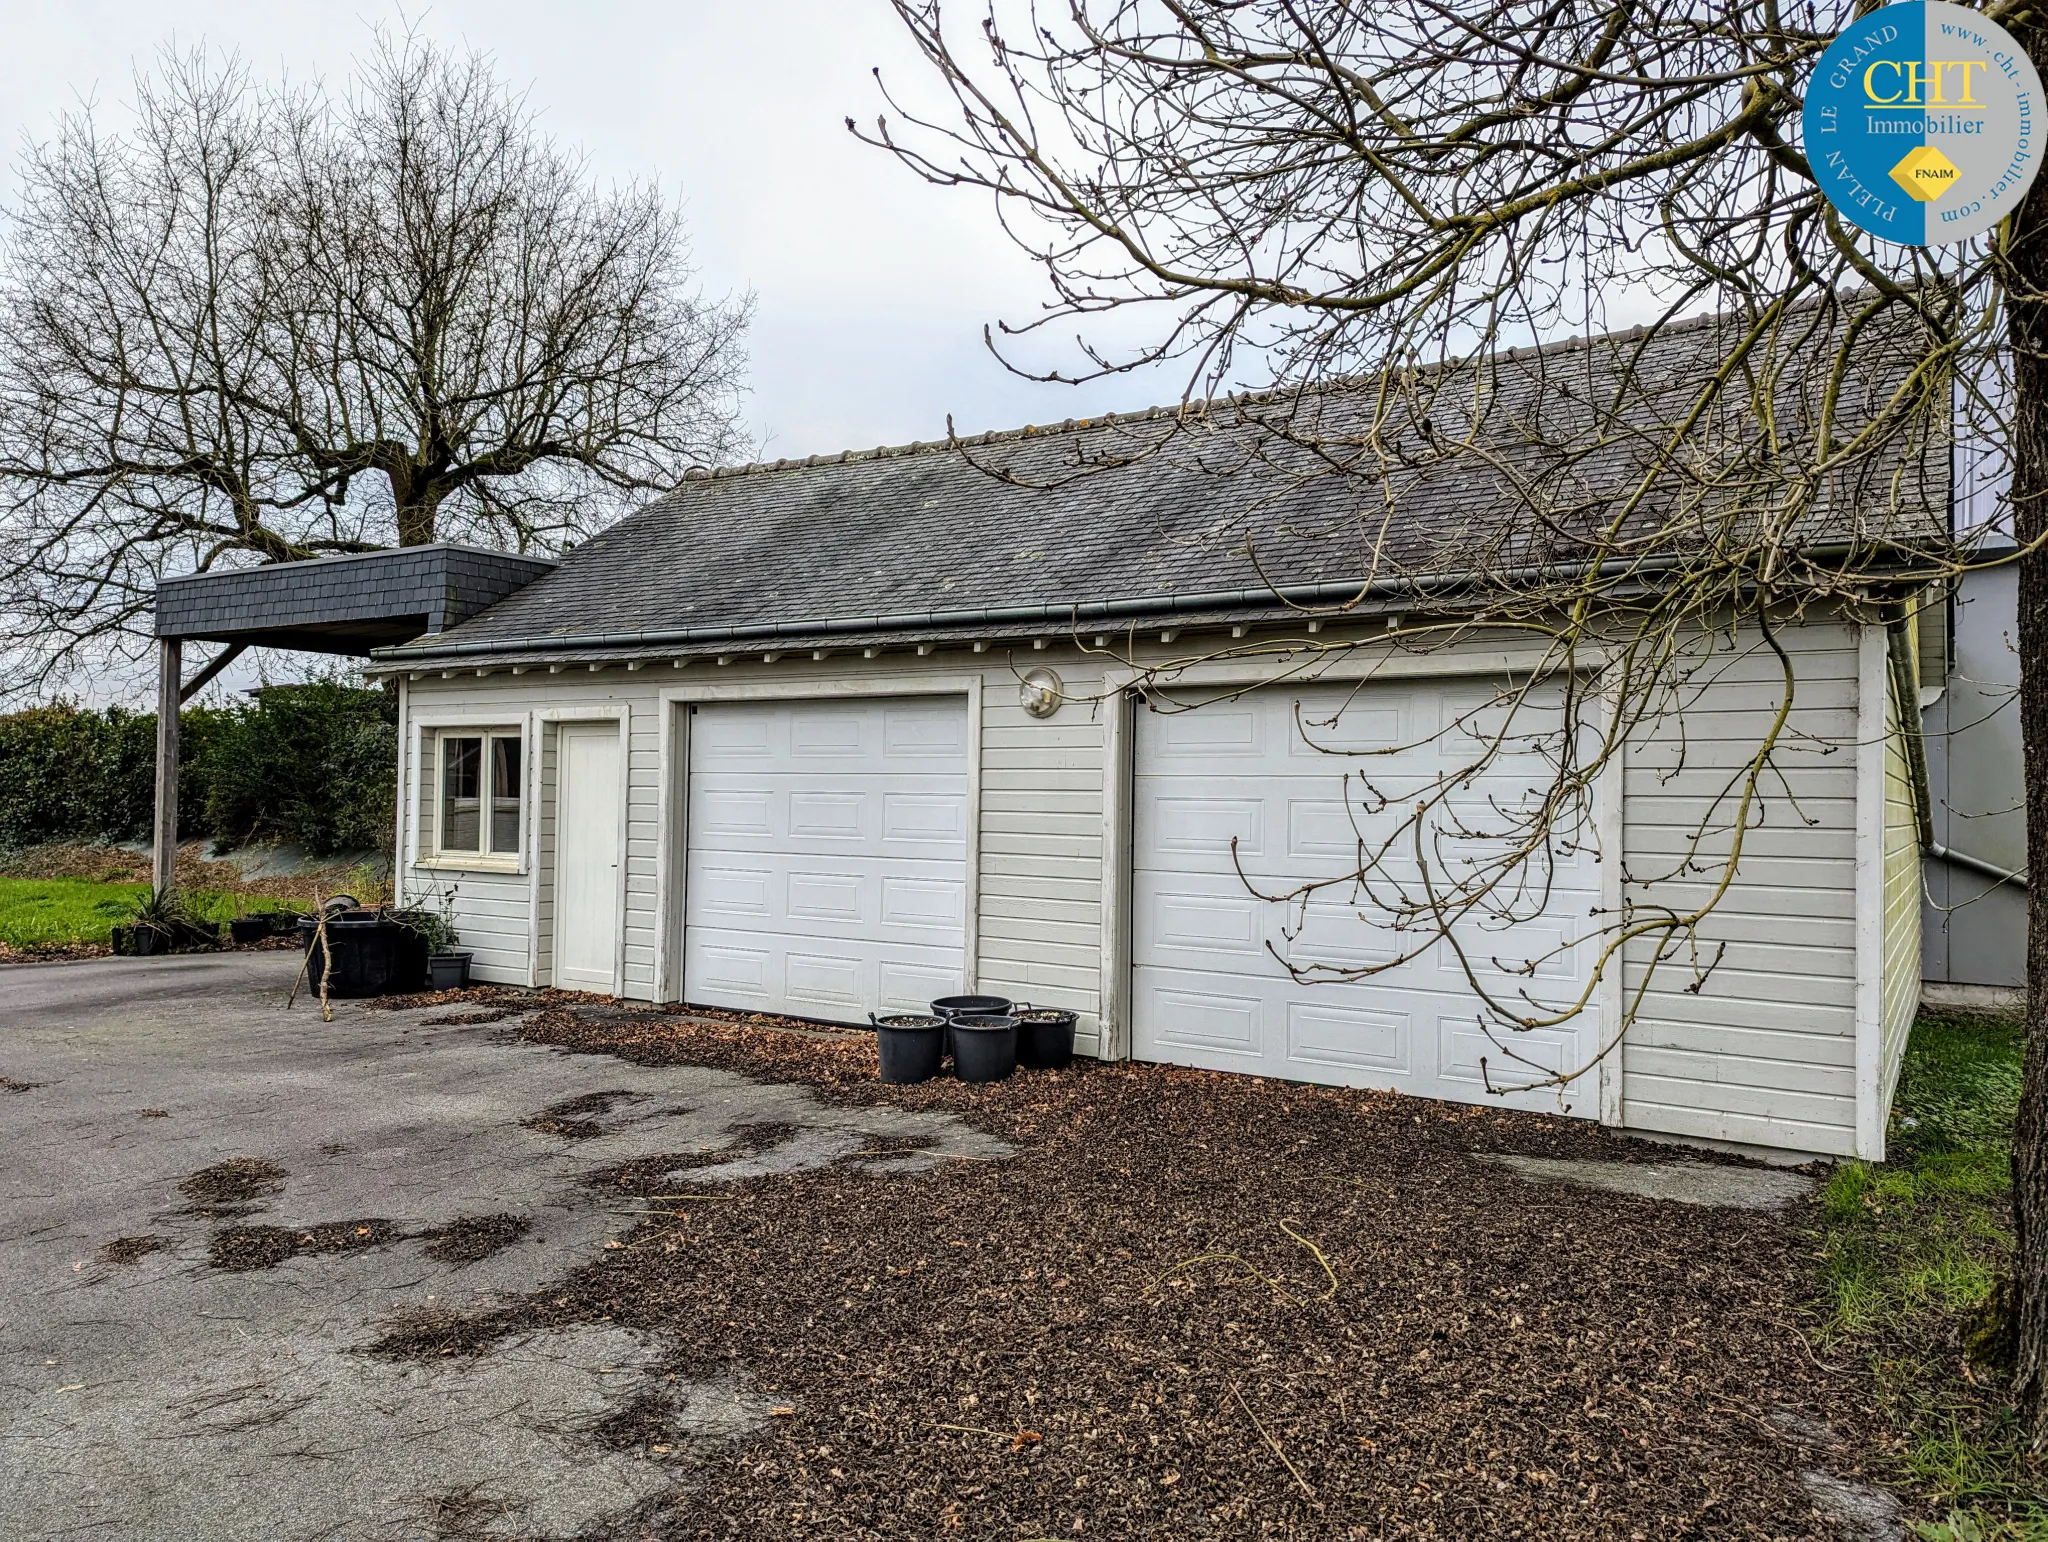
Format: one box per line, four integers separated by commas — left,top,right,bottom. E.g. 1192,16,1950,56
0,0,1174,466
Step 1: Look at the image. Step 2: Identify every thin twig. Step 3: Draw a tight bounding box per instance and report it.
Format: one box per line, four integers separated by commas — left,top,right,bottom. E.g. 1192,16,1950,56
1231,1382,1316,1499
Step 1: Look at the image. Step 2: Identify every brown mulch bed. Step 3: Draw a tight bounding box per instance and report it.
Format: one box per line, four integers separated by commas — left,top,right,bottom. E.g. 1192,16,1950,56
209,1218,400,1271
99,1234,167,1266
177,1156,286,1215
423,1213,531,1266
362,1005,1894,1539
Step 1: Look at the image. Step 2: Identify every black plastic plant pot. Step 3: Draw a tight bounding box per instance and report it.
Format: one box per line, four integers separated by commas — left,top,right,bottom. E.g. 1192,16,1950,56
427,952,473,991
112,925,170,957
930,994,1014,1019
298,914,430,998
1015,1008,1078,1070
268,911,307,937
229,916,271,946
872,1014,946,1084
949,1014,1019,1083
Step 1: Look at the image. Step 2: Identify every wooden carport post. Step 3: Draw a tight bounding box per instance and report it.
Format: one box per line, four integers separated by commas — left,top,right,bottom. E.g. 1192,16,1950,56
153,638,181,897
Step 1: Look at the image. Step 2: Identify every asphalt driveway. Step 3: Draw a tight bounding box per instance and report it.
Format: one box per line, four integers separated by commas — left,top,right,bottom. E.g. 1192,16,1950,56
0,953,1005,1541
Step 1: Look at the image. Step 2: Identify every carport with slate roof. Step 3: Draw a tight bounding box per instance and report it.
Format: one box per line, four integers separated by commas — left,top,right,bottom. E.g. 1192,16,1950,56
147,545,555,894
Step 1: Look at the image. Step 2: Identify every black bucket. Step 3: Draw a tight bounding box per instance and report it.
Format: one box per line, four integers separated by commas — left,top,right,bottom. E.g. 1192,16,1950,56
1015,1008,1077,1070
873,1013,947,1084
930,994,1014,1018
298,914,429,998
949,1013,1018,1083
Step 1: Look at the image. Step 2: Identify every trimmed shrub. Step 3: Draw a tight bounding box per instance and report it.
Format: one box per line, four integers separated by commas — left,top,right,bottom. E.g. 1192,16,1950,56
0,681,394,857
197,681,397,855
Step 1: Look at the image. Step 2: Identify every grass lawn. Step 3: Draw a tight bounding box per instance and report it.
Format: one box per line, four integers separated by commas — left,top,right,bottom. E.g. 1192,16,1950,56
1818,1009,2047,1538
0,877,293,953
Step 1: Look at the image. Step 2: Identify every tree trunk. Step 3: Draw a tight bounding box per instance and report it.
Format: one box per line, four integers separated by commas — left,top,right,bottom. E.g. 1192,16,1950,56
395,497,436,547
2006,18,2048,1447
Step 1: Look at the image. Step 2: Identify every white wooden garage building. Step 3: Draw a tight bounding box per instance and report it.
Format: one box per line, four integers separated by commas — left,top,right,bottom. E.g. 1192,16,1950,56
369,324,1939,1162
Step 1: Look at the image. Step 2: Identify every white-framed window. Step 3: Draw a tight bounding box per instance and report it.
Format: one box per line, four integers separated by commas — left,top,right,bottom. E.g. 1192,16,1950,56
433,729,523,863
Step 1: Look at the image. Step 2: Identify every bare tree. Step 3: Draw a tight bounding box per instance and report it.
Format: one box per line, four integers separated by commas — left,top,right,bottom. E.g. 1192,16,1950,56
0,29,751,695
862,0,2047,1441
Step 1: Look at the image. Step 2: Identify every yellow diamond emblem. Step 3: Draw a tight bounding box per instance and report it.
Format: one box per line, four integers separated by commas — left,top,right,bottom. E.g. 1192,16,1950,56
1890,145,1960,202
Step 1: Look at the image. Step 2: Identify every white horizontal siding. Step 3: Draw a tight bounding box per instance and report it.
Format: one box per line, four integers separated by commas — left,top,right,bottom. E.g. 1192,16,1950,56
1881,659,1922,1110
1616,618,1862,1157
394,609,1877,1152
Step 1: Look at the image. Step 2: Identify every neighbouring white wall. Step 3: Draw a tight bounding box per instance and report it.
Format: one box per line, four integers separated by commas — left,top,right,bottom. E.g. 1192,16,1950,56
1922,563,2028,988
395,609,1891,1155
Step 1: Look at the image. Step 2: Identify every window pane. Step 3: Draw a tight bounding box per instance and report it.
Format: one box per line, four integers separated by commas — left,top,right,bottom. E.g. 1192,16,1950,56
489,735,522,854
441,737,482,852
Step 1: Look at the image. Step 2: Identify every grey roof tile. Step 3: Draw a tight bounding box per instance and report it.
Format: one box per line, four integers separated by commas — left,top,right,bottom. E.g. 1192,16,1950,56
386,308,1949,664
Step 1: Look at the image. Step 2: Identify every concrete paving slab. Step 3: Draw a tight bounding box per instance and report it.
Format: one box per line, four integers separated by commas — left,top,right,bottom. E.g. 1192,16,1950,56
0,953,1008,1540
1478,1152,1815,1210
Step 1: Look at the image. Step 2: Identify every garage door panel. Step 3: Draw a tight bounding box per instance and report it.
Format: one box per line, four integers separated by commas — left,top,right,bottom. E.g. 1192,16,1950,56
1288,702,1410,756
788,791,865,839
687,924,962,1017
1436,1015,1579,1105
696,698,964,776
1134,974,1265,1056
882,792,967,846
1142,887,1264,954
686,854,963,940
1134,679,1596,1114
1147,705,1263,759
686,698,968,1023
693,788,773,838
883,704,969,759
879,875,966,931
1285,1000,1412,1075
693,863,773,918
786,869,864,922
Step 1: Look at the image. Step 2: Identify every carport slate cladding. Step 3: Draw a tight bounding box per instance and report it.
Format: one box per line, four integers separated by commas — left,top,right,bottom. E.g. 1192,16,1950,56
401,616,1872,1152
155,546,555,640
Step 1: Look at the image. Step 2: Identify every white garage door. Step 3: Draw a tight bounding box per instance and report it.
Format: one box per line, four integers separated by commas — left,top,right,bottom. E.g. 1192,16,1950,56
684,697,968,1023
1133,678,1600,1114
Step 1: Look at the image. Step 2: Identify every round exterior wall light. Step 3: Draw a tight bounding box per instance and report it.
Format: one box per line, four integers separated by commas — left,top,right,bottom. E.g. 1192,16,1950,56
1020,667,1064,719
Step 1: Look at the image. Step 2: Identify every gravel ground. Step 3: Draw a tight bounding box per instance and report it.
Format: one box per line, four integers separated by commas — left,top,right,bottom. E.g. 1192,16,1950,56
370,1000,1908,1542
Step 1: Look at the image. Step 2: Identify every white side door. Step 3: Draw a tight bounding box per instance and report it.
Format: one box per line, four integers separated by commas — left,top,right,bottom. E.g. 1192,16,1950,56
685,697,968,1022
552,722,623,992
1132,678,1598,1114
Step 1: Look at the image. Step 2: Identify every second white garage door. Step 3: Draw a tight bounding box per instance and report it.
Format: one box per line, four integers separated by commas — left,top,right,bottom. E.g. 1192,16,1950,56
1133,678,1600,1114
684,697,969,1022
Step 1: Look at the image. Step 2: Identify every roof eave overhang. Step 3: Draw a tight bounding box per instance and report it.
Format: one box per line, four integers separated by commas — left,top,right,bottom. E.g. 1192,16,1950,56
365,541,1947,677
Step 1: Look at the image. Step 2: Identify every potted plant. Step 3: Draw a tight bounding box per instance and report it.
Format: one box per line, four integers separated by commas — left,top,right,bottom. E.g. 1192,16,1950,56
111,889,221,955
228,906,272,946
397,885,470,990
297,896,428,997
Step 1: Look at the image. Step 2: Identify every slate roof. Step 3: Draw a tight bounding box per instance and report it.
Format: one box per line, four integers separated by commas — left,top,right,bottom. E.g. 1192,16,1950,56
158,544,558,655
378,304,1950,668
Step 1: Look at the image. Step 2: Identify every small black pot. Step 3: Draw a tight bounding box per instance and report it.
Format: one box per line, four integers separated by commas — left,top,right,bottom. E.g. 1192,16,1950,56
229,916,271,946
176,919,222,950
872,1013,947,1084
268,911,307,937
427,951,473,991
949,1013,1018,1083
1015,1008,1078,1070
112,924,170,957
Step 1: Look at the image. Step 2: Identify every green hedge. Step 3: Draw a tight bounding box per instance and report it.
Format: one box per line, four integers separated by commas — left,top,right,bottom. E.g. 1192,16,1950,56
0,681,396,857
